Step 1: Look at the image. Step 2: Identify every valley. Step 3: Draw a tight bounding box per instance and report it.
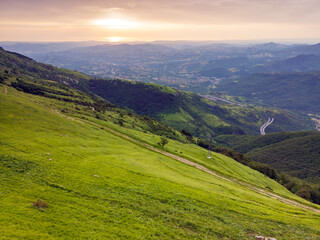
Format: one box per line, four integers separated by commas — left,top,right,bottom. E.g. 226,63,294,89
88,78,313,138
3,41,320,97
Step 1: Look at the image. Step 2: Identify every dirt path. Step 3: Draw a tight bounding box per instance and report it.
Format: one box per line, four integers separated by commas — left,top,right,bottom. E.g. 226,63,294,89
70,115,320,214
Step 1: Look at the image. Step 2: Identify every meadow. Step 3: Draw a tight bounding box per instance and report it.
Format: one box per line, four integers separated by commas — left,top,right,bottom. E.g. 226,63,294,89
1,85,320,239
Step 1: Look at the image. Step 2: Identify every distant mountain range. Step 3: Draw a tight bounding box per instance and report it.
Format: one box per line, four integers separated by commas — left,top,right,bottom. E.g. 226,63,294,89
259,54,320,72
0,41,107,56
2,41,320,95
217,71,320,114
287,43,320,55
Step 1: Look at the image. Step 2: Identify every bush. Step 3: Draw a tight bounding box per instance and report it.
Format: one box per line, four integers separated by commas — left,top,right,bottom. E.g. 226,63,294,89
32,199,48,209
158,136,169,147
118,118,124,126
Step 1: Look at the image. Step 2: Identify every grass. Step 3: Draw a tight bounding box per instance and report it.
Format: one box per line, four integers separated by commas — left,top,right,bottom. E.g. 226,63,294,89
1,85,320,239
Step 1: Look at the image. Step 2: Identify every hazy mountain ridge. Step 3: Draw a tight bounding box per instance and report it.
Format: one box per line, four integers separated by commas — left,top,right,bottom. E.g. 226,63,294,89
217,71,320,114
262,54,320,72
0,41,107,56
3,41,320,95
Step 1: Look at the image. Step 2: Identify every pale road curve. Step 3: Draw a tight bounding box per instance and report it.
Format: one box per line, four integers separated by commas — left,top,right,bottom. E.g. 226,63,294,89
201,95,244,107
260,118,274,135
260,118,269,135
60,113,320,214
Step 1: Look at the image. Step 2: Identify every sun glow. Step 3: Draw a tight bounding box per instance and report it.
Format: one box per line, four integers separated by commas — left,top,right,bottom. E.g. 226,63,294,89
93,18,140,29
106,37,126,42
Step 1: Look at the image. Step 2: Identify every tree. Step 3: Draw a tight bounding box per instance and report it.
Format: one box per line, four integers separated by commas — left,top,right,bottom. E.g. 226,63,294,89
158,136,169,147
118,118,124,126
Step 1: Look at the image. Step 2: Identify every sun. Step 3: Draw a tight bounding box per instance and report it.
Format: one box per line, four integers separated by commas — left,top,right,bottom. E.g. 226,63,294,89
93,18,140,29
107,37,125,42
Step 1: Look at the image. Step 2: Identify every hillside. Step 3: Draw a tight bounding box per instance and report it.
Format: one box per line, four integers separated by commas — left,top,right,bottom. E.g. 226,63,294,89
0,42,295,93
286,43,320,56
0,41,106,57
201,53,320,79
0,47,313,138
89,78,313,138
0,47,90,91
1,54,320,239
216,131,320,183
5,41,320,95
199,57,251,78
217,72,320,114
264,54,320,72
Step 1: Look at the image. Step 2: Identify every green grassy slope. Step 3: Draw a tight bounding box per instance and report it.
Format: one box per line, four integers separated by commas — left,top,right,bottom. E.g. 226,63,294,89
216,72,320,114
89,79,313,138
1,48,320,239
1,85,320,239
216,132,320,183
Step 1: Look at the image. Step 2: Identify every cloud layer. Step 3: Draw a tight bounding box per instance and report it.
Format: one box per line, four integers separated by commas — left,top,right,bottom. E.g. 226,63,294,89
1,0,320,41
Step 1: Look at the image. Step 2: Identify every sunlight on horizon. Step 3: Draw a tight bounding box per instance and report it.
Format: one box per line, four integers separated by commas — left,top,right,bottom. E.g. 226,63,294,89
92,18,141,29
2,1,320,41
106,37,126,42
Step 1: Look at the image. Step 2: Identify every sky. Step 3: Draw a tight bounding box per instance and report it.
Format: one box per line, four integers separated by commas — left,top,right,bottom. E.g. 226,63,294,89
1,0,320,42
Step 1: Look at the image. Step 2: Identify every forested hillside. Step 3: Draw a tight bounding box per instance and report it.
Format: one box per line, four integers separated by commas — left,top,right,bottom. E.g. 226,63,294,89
216,131,320,183
217,72,320,114
89,78,313,138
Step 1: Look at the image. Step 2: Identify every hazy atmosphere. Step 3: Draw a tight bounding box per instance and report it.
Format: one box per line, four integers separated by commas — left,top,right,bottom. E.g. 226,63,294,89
2,0,320,42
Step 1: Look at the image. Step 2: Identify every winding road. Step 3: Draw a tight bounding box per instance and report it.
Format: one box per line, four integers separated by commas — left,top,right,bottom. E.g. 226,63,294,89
260,118,274,135
201,95,244,107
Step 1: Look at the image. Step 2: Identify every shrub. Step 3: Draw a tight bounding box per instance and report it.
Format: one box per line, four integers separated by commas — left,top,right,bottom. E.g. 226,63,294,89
32,199,48,209
118,118,124,126
158,136,169,147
